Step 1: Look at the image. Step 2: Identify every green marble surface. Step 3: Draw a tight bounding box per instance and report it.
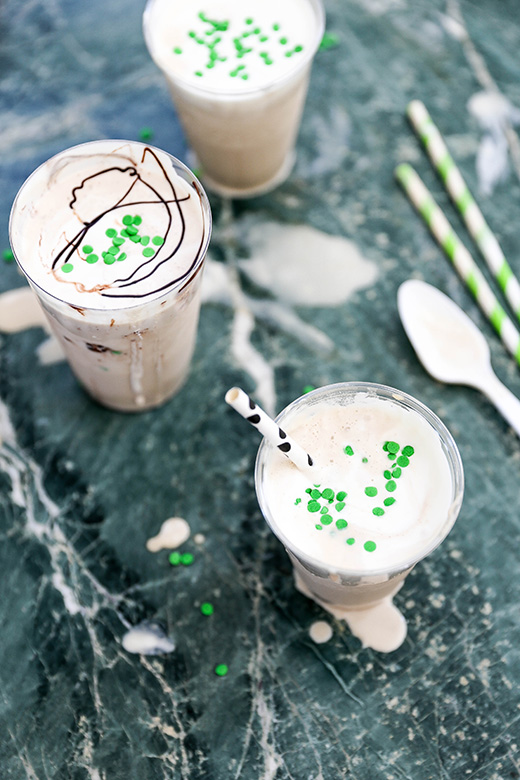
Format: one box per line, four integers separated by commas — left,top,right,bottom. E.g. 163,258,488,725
1,0,520,777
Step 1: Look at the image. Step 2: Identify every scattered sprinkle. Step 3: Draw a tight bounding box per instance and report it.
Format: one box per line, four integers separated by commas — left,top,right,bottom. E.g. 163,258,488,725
200,602,214,616
215,664,229,677
319,31,340,51
2,248,14,263
139,127,154,141
344,445,354,456
365,486,377,497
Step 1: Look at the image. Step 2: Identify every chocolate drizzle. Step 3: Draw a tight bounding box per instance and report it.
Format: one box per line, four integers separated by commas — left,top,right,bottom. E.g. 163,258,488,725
52,146,206,301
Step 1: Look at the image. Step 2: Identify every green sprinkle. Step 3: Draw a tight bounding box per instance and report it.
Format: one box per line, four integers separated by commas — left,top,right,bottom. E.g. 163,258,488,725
117,252,127,262
280,37,288,44
130,235,141,243
200,602,214,616
321,488,334,501
273,23,280,31
133,216,142,226
112,237,125,246
320,506,329,515
362,457,368,463
294,45,303,52
85,254,98,264
195,71,204,77
387,452,397,460
310,488,321,499
321,514,333,525
106,228,117,238
82,244,93,254
139,127,154,141
305,488,312,494
336,519,348,529
397,455,410,468
294,498,301,505
107,246,118,255
384,470,392,480
122,215,133,226
392,467,402,478
303,385,315,394
169,551,182,566
173,46,183,54
143,248,155,258
335,502,345,512
315,524,323,530
386,441,400,454
215,664,228,677
307,500,320,513
319,32,339,51
385,480,397,493
103,255,116,265
120,229,130,238
259,35,268,42
346,538,355,546
126,225,138,236
245,17,253,24
2,248,14,262
152,235,165,246
402,445,415,457
181,552,194,566
364,541,377,553
344,445,354,456
373,507,385,516
61,263,73,273
140,235,150,246
384,497,396,506
365,486,377,497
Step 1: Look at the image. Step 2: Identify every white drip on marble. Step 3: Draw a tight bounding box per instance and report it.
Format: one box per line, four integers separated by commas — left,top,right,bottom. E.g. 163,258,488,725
122,621,175,655
296,574,407,653
146,517,191,552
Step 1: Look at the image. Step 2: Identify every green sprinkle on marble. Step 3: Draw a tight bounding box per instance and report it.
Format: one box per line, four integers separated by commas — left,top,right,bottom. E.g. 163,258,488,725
364,541,377,552
307,500,320,513
319,31,340,51
373,507,385,516
214,664,228,677
344,445,354,456
169,552,181,566
402,445,415,457
384,497,396,506
181,552,194,566
139,127,154,141
2,248,14,262
61,263,73,273
303,384,315,394
385,480,397,493
83,244,93,254
346,538,355,546
200,602,214,615
336,519,348,529
365,486,377,497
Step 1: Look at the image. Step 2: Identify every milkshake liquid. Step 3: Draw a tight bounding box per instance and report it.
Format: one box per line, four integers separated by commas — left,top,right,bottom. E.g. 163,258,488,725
255,383,464,651
143,0,325,197
9,140,212,411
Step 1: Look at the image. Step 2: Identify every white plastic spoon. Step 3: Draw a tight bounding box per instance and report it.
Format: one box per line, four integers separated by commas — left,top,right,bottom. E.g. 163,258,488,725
398,279,520,438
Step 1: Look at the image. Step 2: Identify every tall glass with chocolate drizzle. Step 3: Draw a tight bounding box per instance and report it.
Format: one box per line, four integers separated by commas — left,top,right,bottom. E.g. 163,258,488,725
9,140,212,411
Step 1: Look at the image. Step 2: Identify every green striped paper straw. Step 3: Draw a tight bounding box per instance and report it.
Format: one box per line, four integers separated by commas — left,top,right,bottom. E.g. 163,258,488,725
406,99,520,321
395,163,520,365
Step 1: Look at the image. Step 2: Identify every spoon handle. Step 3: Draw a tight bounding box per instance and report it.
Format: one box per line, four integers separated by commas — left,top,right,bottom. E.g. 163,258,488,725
478,371,520,439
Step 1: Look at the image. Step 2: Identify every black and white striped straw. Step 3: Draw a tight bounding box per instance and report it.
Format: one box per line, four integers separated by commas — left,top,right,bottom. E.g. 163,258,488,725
225,387,314,473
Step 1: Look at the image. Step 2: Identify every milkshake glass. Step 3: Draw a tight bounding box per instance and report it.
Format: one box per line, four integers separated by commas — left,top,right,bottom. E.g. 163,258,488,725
9,140,212,412
143,0,325,198
255,382,464,651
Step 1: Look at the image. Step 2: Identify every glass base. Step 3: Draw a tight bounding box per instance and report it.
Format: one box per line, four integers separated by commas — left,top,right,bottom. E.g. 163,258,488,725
189,151,296,200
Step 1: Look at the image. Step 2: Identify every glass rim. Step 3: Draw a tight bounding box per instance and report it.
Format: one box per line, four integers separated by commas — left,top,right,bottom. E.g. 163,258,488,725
8,138,212,314
143,0,326,99
255,381,465,579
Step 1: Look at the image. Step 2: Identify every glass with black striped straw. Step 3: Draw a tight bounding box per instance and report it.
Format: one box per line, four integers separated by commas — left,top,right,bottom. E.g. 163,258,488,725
225,387,315,474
